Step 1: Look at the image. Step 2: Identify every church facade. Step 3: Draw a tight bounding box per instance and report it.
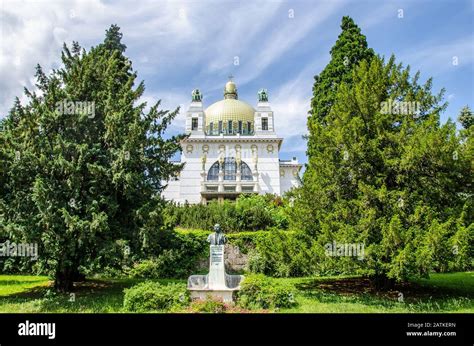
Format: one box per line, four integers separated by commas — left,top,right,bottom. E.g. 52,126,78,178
162,79,302,204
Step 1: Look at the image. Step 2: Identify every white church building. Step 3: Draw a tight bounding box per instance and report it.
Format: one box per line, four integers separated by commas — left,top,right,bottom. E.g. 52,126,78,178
162,79,302,204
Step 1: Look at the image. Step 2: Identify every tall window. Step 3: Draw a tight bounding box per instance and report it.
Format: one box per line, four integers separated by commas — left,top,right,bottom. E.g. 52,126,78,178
191,118,198,131
224,157,236,180
247,121,252,134
262,118,268,131
228,120,233,134
218,121,223,134
238,120,243,134
209,122,214,134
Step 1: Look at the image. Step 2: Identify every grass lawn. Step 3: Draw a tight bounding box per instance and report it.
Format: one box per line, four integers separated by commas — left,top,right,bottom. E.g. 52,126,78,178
0,276,183,313
278,272,474,313
0,272,472,313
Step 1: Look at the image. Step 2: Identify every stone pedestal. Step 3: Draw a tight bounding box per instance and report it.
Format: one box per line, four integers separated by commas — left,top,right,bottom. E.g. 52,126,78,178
208,245,226,289
188,245,243,303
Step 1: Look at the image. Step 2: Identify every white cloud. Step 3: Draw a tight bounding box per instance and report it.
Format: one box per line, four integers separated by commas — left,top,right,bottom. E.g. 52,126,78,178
397,36,474,75
215,0,347,90
0,0,344,150
2,0,470,165
0,0,203,116
242,1,343,81
173,0,346,94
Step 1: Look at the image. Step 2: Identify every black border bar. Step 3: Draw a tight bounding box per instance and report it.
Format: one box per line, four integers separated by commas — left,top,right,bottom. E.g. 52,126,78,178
0,313,472,345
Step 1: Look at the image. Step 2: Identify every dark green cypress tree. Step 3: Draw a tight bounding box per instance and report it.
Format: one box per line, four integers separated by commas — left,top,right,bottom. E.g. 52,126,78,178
102,24,127,53
308,16,374,126
301,16,374,234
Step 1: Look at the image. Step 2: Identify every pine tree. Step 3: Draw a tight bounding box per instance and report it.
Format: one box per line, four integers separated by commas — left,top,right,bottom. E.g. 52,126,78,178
0,25,184,291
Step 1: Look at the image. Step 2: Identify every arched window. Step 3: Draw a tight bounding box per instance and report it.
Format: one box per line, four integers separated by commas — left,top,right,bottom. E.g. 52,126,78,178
241,161,253,180
207,161,220,181
206,158,253,181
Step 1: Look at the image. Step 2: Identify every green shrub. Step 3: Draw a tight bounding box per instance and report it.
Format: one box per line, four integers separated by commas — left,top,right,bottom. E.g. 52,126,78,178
237,274,297,309
246,250,267,274
246,231,319,277
128,230,209,279
185,297,257,313
234,194,274,231
172,229,311,278
152,248,202,278
128,249,204,279
187,297,227,313
170,228,323,279
123,281,189,312
128,260,159,279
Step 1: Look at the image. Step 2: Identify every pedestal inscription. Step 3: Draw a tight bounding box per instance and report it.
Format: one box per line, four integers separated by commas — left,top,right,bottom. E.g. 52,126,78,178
209,245,225,289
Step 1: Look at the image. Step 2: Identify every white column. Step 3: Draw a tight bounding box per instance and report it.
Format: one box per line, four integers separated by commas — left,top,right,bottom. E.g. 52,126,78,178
218,161,224,192
252,151,259,193
236,159,242,192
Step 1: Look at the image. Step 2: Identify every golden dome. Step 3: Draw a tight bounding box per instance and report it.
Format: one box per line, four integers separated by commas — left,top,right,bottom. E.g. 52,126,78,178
205,80,255,135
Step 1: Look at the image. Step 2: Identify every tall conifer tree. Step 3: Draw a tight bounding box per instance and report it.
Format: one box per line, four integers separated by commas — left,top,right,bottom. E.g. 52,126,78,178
305,16,374,206
0,25,184,291
294,17,472,286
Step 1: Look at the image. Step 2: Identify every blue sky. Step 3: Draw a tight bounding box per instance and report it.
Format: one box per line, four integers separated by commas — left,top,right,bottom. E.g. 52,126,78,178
1,0,473,164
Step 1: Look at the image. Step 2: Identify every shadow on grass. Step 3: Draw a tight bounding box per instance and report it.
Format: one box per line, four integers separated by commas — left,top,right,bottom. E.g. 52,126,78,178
294,276,474,312
297,277,473,298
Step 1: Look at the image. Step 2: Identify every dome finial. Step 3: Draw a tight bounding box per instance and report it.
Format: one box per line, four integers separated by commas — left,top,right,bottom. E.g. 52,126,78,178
224,76,238,100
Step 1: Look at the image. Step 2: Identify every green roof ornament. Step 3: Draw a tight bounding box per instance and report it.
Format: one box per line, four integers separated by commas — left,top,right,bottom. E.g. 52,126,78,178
192,89,202,102
258,88,268,102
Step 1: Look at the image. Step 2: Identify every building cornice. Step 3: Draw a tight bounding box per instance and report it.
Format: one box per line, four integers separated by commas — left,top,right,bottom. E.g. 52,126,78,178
279,163,303,171
182,136,284,149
